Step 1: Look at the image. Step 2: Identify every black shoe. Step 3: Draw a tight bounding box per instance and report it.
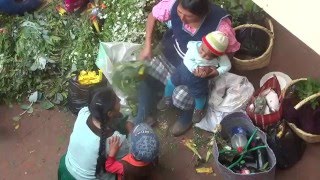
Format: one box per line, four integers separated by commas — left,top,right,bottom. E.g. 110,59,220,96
157,97,171,111
171,120,193,137
192,109,205,123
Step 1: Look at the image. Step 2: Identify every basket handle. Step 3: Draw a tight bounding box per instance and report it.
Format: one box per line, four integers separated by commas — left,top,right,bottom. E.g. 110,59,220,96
294,92,320,110
233,20,274,39
281,78,308,97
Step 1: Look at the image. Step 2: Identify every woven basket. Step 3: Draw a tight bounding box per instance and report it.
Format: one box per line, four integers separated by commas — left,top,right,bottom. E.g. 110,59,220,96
282,78,320,143
233,19,274,71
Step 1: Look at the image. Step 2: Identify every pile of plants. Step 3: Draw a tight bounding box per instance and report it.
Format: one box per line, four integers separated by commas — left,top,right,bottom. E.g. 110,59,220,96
0,0,163,104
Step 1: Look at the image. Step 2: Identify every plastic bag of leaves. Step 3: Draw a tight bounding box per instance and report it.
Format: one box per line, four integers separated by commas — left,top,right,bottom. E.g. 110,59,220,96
110,61,146,116
95,42,143,116
67,72,108,115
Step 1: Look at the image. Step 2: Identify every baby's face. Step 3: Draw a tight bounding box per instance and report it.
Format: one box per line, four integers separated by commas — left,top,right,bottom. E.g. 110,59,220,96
199,43,218,60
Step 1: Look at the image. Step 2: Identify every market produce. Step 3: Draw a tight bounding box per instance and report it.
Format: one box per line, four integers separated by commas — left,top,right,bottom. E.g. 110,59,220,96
78,70,102,85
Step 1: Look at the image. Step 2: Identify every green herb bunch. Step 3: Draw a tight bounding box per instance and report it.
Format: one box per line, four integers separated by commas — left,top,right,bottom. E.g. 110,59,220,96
295,78,320,109
0,0,165,104
101,0,163,43
213,0,266,26
111,61,145,98
111,61,146,116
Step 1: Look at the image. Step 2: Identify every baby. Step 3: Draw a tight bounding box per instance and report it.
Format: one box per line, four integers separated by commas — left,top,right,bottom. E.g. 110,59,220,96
158,31,231,123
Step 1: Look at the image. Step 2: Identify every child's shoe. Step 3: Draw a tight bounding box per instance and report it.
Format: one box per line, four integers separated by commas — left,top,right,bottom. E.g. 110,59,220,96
157,97,171,111
192,109,205,123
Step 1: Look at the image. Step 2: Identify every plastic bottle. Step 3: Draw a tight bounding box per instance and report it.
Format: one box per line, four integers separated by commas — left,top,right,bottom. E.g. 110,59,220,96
230,126,248,153
231,133,248,153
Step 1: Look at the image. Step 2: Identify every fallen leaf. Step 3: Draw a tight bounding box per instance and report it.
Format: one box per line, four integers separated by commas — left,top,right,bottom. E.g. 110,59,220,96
20,104,30,110
12,116,21,122
27,107,34,113
195,167,213,174
41,100,54,110
184,139,202,159
29,91,38,103
205,150,212,162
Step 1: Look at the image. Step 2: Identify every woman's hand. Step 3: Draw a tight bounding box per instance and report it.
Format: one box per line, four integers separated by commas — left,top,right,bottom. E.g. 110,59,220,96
108,136,121,158
139,46,152,60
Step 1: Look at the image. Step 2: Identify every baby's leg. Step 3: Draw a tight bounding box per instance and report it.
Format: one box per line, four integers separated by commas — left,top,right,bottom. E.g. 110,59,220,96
194,96,207,110
164,78,175,97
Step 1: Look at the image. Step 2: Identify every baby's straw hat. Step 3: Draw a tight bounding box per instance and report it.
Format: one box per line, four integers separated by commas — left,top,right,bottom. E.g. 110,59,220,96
202,31,229,56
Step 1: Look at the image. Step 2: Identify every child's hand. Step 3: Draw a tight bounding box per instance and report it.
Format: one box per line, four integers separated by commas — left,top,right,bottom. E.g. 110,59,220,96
193,66,210,78
108,136,121,158
207,67,219,78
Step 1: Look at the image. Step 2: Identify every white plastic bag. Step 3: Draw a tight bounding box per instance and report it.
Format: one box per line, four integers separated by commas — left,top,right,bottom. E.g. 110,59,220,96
195,73,254,132
95,42,142,115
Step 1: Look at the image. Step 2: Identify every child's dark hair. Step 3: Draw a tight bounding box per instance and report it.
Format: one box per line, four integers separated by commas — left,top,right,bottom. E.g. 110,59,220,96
88,86,117,177
179,0,210,18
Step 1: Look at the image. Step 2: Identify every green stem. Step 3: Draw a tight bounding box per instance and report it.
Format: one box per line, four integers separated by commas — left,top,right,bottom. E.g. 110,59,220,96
247,145,267,153
228,154,244,169
227,129,258,170
245,129,258,150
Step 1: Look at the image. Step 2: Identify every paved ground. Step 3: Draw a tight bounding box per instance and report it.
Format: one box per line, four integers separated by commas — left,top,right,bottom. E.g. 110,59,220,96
1,19,320,179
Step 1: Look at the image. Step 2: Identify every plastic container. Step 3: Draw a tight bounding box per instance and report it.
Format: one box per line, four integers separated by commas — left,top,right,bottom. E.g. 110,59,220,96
231,133,248,153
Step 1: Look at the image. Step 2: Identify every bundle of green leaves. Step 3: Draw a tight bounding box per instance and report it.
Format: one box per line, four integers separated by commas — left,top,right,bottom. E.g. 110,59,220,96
0,0,166,104
101,0,165,43
111,61,146,116
214,0,267,27
295,78,320,109
0,1,101,103
111,61,145,98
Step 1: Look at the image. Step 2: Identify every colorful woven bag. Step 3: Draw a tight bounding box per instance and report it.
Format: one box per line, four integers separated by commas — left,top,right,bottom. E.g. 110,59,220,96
246,75,283,130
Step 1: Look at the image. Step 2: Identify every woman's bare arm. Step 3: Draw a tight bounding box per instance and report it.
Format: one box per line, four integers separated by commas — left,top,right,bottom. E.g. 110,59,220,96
140,13,157,60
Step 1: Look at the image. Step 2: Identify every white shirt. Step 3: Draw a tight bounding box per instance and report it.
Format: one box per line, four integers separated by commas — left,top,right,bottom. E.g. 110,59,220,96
183,41,231,75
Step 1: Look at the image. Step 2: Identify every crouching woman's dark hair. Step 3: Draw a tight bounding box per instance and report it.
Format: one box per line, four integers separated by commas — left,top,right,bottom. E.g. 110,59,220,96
88,86,117,177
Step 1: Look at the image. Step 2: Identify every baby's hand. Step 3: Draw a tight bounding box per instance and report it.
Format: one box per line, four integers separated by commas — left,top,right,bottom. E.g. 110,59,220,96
207,67,219,78
193,66,211,78
108,136,121,158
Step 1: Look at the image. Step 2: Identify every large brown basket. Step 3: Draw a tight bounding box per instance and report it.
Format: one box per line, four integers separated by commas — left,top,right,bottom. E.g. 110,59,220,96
282,78,320,143
233,19,274,71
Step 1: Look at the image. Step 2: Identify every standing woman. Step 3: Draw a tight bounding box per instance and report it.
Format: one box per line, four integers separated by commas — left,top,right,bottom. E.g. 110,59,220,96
58,87,130,180
136,0,240,136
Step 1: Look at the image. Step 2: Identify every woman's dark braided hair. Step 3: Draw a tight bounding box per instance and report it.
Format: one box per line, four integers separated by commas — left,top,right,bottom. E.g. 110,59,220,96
88,86,117,177
180,0,210,17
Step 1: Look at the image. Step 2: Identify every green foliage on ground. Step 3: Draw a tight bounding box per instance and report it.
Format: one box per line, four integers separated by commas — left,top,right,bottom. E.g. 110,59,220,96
0,0,162,104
